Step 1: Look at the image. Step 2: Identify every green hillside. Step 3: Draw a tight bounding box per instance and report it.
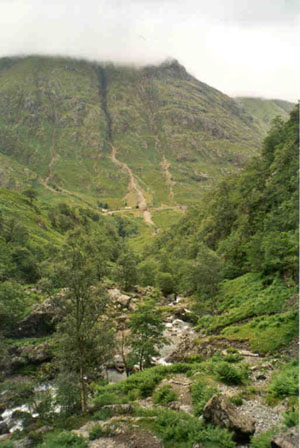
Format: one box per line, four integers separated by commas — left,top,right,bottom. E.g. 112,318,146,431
236,97,294,135
0,56,288,226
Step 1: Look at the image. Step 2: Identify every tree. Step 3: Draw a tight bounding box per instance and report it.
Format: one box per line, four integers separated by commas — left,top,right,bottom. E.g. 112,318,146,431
53,232,114,414
156,272,175,296
128,299,168,370
117,249,138,291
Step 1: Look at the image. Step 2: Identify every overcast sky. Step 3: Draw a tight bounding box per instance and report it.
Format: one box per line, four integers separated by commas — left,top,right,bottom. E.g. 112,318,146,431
0,0,299,101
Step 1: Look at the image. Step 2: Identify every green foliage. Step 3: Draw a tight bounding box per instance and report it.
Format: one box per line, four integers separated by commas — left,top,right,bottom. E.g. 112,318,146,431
89,424,110,440
0,441,14,448
198,274,296,334
153,385,178,406
190,378,218,415
283,408,299,428
37,430,88,448
229,394,243,406
268,362,299,399
250,428,280,448
53,231,115,413
0,281,27,333
156,272,175,295
222,310,298,353
215,361,249,385
128,299,167,370
135,407,235,448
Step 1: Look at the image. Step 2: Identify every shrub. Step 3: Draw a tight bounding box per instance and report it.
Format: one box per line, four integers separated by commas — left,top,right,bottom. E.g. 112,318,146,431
38,430,88,448
190,378,218,416
89,424,105,440
250,428,280,448
152,409,235,447
283,408,299,428
268,362,298,398
156,272,175,295
92,408,113,421
229,395,243,406
153,385,178,406
215,362,249,385
223,353,242,363
93,392,121,408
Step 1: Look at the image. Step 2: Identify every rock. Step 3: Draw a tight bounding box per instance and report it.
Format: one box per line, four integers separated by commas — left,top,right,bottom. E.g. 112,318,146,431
203,395,255,443
167,401,180,411
108,289,131,308
238,350,259,358
9,299,59,338
271,427,299,448
13,437,32,448
113,355,125,373
255,374,267,381
0,433,11,441
0,421,9,435
102,404,133,415
35,425,52,435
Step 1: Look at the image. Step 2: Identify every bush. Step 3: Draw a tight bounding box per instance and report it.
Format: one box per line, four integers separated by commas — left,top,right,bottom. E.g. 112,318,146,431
268,362,299,398
190,378,218,416
229,394,243,406
151,409,235,447
89,424,108,440
215,362,249,385
283,408,299,428
250,428,280,448
93,392,121,408
38,430,88,448
156,272,175,295
153,385,178,406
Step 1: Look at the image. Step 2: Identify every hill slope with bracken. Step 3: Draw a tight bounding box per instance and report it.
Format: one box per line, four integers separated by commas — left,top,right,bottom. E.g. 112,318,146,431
0,56,292,226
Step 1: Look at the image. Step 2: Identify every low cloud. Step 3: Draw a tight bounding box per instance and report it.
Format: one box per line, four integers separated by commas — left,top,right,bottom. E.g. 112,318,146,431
0,0,299,101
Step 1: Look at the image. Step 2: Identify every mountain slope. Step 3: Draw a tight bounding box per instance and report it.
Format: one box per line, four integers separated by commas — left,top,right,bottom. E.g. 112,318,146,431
0,56,284,218
236,97,294,135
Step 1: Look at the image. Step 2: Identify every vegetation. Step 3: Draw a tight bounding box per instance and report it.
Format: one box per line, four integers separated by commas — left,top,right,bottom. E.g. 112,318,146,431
0,57,298,446
128,299,168,370
268,361,299,399
153,385,178,406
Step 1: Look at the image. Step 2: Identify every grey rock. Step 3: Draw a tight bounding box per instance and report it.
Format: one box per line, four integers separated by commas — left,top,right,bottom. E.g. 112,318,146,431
271,427,299,448
203,395,255,443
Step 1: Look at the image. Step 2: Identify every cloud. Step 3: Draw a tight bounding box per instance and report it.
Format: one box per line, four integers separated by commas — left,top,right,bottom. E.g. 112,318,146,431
0,0,299,101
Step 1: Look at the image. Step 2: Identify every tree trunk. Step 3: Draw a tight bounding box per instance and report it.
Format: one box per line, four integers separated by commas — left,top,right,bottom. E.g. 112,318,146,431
79,366,87,414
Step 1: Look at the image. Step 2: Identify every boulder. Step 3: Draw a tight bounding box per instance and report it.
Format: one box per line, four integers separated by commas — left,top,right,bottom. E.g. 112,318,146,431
271,427,299,448
9,299,59,338
108,288,131,308
203,395,255,443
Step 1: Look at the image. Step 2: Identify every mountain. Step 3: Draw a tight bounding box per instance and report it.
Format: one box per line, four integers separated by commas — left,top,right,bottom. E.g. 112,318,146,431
0,56,292,228
236,97,294,135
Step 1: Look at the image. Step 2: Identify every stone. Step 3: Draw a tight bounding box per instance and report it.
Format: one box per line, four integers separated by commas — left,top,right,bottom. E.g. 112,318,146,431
108,289,131,308
167,401,180,411
255,373,267,381
271,427,299,448
9,299,59,338
203,395,255,443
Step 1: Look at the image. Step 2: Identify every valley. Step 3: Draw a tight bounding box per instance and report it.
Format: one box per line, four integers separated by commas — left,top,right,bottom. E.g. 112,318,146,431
0,56,298,448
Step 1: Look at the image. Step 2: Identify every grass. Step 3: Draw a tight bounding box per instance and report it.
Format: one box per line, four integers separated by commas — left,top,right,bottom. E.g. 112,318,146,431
132,407,235,448
198,274,296,333
0,55,272,215
221,310,298,353
267,361,299,399
153,385,178,406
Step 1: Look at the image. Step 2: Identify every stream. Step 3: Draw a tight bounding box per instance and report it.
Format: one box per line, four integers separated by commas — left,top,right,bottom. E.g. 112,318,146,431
1,302,195,433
